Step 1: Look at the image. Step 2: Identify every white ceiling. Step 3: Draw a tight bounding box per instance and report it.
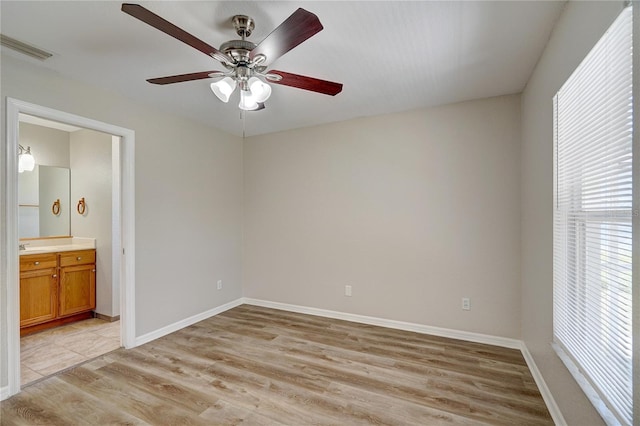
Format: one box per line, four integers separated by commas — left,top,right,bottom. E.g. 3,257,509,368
1,1,565,137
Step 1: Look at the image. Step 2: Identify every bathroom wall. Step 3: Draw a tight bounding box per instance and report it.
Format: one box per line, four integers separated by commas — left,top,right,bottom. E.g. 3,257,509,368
70,129,116,318
18,122,69,168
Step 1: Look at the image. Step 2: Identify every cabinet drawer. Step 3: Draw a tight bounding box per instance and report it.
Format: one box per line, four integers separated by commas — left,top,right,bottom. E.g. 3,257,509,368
59,250,96,267
20,253,57,271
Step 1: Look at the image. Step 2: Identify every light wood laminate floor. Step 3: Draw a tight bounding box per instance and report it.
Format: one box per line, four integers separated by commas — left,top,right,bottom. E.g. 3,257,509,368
20,318,121,386
1,305,552,425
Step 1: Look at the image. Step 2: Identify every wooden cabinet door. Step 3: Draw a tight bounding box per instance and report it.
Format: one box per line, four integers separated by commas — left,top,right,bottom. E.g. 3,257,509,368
59,264,96,317
20,268,58,327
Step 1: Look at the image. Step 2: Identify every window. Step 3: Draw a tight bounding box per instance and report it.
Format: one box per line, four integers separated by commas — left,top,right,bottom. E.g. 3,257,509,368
553,6,633,425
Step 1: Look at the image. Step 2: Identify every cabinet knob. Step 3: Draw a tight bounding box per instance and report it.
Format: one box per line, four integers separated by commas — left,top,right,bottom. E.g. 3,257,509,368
92,269,96,272
34,261,40,265
52,274,57,278
76,257,82,261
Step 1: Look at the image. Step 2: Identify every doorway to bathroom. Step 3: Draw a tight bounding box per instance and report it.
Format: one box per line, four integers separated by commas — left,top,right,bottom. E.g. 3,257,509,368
17,115,120,386
5,98,135,397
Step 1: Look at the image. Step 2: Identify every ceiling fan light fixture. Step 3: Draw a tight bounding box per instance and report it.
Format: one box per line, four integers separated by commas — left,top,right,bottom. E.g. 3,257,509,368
248,77,272,103
210,77,237,103
239,90,259,111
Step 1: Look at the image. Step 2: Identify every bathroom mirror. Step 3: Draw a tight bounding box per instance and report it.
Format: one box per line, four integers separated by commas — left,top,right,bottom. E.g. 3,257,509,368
18,165,71,238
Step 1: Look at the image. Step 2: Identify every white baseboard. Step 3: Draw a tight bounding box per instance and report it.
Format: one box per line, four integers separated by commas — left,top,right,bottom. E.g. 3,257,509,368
0,385,10,401
242,298,522,349
520,344,567,426
134,298,243,346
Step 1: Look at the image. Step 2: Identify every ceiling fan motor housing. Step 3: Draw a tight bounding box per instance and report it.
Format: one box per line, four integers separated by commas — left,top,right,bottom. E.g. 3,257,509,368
219,39,262,89
232,15,254,38
219,39,256,63
221,15,261,70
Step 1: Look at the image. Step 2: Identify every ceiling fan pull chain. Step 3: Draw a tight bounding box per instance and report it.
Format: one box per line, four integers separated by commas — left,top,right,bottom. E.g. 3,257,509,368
241,110,246,139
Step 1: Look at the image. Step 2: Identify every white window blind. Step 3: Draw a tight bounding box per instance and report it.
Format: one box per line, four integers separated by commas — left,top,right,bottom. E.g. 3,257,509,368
553,6,633,426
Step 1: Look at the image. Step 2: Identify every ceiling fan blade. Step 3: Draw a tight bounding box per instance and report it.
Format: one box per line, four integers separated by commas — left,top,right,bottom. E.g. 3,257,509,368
267,70,343,96
147,71,222,85
249,8,323,63
121,3,231,63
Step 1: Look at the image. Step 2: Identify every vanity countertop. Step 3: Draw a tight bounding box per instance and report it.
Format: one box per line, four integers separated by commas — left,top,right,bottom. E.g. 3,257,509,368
19,237,96,256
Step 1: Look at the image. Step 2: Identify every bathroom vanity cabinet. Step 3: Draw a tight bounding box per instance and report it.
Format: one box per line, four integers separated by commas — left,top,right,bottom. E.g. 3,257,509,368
20,249,96,336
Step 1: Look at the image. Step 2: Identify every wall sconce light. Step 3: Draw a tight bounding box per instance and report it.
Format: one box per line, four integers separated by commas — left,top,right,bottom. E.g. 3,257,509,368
18,144,35,173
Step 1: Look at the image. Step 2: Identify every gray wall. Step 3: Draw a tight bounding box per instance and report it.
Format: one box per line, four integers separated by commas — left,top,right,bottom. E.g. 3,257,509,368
243,94,522,338
0,52,244,388
520,1,625,425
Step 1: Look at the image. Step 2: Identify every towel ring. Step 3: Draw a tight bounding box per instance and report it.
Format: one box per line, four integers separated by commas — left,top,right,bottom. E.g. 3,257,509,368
77,197,86,215
51,199,60,216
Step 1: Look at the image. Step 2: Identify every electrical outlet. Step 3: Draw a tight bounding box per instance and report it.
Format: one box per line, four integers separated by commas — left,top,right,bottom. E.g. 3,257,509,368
345,285,352,297
462,297,470,310
217,280,223,290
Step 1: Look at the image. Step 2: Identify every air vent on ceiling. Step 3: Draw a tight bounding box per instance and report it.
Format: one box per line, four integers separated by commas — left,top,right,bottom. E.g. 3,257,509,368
0,34,52,61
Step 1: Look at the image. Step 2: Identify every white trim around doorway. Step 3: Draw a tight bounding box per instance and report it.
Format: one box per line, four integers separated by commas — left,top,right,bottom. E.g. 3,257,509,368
3,98,136,398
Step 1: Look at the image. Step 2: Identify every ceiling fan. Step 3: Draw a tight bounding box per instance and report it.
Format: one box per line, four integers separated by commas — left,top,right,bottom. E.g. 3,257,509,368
121,4,343,111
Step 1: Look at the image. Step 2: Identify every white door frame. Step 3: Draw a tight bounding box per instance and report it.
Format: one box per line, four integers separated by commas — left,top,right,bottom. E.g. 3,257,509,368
4,98,136,398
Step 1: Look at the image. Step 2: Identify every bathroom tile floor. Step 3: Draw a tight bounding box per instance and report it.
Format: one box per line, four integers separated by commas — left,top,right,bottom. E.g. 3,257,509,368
20,318,120,386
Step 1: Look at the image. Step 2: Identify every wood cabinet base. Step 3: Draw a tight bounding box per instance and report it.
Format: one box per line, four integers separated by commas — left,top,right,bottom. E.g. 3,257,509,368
20,249,96,337
20,311,94,337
